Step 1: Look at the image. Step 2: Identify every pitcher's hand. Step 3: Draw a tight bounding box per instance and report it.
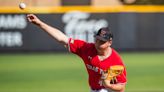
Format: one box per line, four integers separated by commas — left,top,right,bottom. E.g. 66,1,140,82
27,14,42,25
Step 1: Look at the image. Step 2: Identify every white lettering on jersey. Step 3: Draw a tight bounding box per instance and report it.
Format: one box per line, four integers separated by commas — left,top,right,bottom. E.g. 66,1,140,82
86,64,104,74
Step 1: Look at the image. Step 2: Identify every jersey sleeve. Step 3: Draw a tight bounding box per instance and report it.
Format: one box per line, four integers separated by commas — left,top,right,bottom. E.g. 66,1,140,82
116,67,127,84
116,59,127,84
68,38,87,55
112,50,127,84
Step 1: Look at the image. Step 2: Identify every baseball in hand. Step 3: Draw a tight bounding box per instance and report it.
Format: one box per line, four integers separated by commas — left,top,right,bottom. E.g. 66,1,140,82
19,2,26,10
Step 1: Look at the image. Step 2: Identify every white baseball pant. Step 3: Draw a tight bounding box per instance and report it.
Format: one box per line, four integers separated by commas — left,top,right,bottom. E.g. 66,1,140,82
90,88,113,92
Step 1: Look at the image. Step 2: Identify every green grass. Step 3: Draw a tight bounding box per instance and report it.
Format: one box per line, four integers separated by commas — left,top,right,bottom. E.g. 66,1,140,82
122,52,164,91
0,52,164,92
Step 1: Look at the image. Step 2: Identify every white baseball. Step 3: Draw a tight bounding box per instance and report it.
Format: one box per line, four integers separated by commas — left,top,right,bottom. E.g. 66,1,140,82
19,2,26,9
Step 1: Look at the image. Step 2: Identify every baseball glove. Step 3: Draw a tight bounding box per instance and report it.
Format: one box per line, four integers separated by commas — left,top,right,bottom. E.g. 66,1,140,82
106,65,124,81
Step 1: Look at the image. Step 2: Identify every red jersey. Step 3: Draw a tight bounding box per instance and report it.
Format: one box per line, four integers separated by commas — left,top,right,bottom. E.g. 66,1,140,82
68,38,127,90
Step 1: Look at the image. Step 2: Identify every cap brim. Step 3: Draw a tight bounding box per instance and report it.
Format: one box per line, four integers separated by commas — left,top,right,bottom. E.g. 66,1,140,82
94,35,108,42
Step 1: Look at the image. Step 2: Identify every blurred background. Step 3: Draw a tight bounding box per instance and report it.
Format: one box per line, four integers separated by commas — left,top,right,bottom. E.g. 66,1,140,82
0,0,164,92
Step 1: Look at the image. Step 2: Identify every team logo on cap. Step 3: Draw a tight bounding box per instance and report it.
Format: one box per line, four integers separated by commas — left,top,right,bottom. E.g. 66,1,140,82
100,30,107,37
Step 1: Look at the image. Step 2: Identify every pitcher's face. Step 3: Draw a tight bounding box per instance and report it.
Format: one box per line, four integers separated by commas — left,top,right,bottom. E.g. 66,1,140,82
95,38,112,50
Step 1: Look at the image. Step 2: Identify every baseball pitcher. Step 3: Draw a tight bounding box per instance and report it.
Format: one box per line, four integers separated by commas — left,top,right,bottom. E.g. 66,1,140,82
27,14,127,92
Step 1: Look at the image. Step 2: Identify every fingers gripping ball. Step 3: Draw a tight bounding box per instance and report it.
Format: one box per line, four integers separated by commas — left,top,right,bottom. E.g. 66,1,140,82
106,65,124,81
19,2,26,10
